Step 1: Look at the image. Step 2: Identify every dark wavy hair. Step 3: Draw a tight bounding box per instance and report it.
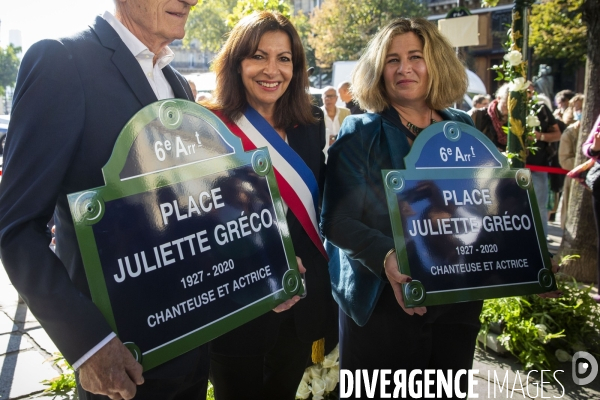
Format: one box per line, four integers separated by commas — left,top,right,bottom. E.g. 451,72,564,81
203,11,315,129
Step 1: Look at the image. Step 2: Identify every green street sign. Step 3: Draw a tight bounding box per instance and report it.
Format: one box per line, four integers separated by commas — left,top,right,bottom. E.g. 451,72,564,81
68,100,303,370
383,121,556,308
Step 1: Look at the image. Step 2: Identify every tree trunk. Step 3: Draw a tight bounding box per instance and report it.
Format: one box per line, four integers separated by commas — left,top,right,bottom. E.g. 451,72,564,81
560,0,600,283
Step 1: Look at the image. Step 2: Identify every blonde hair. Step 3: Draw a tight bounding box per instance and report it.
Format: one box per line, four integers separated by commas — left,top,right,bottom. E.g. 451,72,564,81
569,94,584,107
351,18,467,112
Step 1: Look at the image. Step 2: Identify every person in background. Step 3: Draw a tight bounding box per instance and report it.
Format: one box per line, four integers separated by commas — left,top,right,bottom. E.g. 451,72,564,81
467,93,491,115
559,99,584,228
562,93,584,127
200,11,336,399
321,17,483,395
527,83,562,240
536,93,554,114
0,0,210,399
536,93,563,223
337,81,365,114
554,89,575,122
471,84,510,152
320,86,350,162
581,114,600,303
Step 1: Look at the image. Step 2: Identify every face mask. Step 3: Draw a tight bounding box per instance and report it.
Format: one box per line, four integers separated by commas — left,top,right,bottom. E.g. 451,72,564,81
574,111,582,121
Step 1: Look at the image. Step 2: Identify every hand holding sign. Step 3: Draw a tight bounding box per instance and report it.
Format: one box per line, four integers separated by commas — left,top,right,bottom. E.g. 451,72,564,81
272,256,306,313
383,251,427,316
79,336,144,400
69,101,305,371
383,121,557,307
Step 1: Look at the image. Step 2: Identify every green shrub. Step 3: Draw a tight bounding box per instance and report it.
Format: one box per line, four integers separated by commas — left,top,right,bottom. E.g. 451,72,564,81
479,274,600,376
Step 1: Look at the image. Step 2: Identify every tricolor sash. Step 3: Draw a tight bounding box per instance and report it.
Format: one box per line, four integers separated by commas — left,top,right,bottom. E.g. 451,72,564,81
216,107,327,260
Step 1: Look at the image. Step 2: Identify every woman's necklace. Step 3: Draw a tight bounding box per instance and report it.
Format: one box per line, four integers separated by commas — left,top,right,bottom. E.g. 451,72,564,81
398,109,437,135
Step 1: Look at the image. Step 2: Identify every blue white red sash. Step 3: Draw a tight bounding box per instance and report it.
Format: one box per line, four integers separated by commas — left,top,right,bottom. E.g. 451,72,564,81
216,107,327,260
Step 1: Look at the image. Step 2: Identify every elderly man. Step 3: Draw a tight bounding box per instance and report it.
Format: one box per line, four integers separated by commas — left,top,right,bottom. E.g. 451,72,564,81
337,81,365,114
320,86,350,162
0,1,209,399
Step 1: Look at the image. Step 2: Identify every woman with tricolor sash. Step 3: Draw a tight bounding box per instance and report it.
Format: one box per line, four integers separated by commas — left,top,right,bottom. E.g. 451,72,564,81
200,11,336,400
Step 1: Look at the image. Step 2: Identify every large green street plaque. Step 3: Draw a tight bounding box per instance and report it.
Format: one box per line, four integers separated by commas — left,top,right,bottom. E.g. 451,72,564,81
383,121,556,308
68,100,303,370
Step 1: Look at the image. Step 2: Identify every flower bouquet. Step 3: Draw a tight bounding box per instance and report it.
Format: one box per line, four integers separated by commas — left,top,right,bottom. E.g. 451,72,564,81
296,345,340,400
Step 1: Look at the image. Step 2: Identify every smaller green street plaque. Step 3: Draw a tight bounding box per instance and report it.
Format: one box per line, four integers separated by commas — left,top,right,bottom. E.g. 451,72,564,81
68,100,303,370
383,121,556,308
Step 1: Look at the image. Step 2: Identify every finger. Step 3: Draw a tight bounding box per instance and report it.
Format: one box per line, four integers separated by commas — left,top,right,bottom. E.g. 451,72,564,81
296,256,306,274
390,282,415,316
124,357,144,386
115,376,137,400
413,306,427,316
119,341,144,386
103,369,137,400
386,267,413,285
273,302,292,313
389,280,427,315
273,296,300,313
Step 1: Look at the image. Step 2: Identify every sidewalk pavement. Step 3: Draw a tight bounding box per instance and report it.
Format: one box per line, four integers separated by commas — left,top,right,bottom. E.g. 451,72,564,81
1,221,599,399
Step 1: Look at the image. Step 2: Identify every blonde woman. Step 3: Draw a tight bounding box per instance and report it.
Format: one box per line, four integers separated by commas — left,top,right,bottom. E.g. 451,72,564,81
321,18,481,395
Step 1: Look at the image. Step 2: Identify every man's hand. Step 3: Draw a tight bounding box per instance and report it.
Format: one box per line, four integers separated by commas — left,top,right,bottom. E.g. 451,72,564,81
79,336,144,400
273,257,306,313
384,251,427,316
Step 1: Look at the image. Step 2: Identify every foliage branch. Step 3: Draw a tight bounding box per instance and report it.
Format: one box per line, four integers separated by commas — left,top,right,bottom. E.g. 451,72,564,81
530,0,586,66
490,8,542,165
0,45,21,96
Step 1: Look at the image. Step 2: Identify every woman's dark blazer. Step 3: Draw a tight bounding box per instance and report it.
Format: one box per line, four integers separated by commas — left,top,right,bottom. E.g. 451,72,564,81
321,108,474,326
211,106,334,356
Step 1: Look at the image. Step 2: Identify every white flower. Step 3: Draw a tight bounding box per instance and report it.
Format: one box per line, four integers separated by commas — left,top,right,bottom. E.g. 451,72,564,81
324,374,338,392
330,344,339,359
327,365,340,380
555,349,572,363
509,77,531,92
311,377,326,400
296,380,311,399
322,352,339,368
535,324,548,342
309,365,323,380
301,372,310,384
504,50,523,66
526,115,540,128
